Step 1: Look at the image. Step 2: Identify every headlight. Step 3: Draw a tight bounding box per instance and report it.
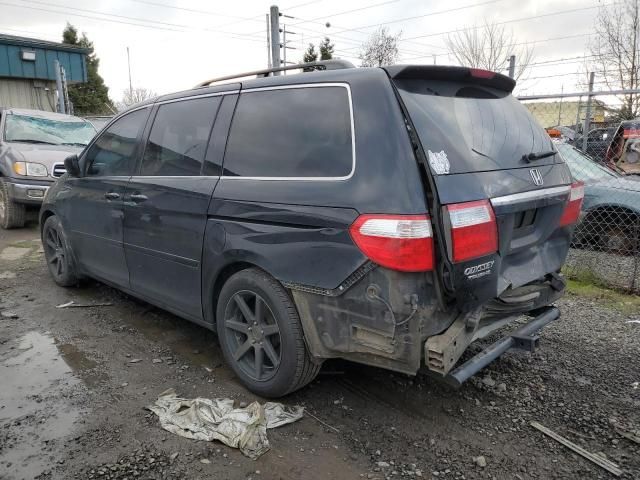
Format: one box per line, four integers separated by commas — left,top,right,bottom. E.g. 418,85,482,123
12,161,48,177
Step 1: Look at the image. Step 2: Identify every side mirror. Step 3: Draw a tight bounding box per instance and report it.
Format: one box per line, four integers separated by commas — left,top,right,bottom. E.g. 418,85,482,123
64,154,81,177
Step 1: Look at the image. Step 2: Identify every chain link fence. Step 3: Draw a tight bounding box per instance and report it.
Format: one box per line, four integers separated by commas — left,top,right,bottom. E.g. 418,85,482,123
520,90,640,293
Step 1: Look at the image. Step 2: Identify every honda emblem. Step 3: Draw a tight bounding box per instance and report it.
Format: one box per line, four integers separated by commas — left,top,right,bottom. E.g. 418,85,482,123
530,168,543,186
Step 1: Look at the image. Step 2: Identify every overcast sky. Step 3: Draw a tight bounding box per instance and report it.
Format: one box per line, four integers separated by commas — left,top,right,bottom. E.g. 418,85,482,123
0,0,607,100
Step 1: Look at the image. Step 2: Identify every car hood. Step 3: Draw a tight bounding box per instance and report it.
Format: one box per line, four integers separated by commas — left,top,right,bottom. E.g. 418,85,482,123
7,142,84,165
591,176,640,192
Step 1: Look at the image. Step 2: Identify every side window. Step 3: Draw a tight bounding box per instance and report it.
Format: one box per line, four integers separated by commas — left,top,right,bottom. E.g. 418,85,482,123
223,86,353,178
140,97,221,176
85,108,148,177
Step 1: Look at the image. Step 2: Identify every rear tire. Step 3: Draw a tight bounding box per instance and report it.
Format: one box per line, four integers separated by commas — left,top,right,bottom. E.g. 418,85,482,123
0,179,26,229
42,215,80,287
216,268,321,398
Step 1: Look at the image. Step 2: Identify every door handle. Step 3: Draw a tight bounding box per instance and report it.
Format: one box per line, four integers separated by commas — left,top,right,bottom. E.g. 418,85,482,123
104,192,120,200
130,193,148,203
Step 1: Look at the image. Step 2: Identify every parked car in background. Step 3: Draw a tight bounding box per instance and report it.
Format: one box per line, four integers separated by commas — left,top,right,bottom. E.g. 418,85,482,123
0,108,96,229
605,119,640,175
547,125,576,142
555,142,639,254
572,126,616,162
40,62,580,397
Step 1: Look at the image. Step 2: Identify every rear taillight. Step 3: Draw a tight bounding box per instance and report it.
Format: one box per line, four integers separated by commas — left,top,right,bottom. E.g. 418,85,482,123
446,200,498,263
349,214,434,272
559,182,585,227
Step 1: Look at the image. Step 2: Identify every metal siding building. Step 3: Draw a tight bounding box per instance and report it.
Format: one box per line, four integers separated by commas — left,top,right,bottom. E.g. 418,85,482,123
0,34,88,112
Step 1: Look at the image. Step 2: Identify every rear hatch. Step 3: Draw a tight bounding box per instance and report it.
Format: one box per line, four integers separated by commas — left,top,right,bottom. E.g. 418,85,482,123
386,65,576,311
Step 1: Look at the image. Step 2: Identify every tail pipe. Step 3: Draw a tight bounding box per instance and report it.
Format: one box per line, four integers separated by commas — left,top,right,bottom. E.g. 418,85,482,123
445,306,560,387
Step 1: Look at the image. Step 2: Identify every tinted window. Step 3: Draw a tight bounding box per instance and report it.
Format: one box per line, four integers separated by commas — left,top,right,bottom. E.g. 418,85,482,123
141,97,221,176
85,108,148,177
223,86,352,177
395,79,559,174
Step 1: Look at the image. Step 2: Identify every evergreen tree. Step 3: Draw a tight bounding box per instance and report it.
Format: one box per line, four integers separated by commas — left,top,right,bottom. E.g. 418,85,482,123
62,23,114,115
302,43,318,63
319,37,334,60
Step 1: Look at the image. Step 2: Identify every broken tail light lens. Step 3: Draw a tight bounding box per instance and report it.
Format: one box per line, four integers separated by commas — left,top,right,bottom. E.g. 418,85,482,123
349,214,434,272
559,182,585,227
446,200,498,263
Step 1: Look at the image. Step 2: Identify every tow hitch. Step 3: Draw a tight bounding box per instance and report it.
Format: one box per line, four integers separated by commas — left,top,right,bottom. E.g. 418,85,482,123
444,306,560,387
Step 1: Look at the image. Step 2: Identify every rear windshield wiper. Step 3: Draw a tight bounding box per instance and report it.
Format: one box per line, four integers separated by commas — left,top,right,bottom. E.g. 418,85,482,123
522,150,556,162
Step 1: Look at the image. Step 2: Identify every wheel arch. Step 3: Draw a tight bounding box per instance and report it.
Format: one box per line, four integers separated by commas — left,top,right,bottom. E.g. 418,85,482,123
204,260,265,326
582,203,640,228
39,208,56,234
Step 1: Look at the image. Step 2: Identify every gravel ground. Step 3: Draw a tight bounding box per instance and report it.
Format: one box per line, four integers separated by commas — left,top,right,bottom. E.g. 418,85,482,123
1,224,639,480
565,248,640,293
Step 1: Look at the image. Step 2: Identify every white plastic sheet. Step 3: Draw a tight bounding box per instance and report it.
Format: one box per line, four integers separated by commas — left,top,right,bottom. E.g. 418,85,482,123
147,389,304,459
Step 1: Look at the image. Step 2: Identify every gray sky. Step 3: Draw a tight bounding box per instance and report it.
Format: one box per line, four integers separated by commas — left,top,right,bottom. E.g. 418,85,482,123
0,0,605,100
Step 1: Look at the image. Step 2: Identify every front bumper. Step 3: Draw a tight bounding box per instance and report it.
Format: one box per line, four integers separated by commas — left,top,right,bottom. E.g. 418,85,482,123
5,179,53,205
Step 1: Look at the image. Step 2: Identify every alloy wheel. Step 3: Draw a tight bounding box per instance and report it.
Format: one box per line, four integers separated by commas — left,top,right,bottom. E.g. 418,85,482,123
44,226,66,277
223,290,282,381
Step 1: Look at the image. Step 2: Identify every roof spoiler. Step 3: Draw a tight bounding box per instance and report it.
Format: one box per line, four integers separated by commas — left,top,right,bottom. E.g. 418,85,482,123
384,65,516,93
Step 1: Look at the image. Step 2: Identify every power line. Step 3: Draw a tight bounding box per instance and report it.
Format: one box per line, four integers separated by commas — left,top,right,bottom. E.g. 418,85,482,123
402,3,609,42
399,32,597,63
293,24,430,57
289,0,404,27
283,0,326,11
289,0,502,53
128,0,262,23
2,0,267,44
328,0,502,37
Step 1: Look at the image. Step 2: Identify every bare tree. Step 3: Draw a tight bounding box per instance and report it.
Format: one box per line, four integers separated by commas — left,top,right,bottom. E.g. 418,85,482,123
359,27,401,67
445,21,534,80
119,87,157,109
589,0,640,120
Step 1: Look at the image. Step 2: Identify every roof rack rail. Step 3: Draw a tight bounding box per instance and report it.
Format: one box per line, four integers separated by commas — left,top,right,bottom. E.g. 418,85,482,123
195,59,355,88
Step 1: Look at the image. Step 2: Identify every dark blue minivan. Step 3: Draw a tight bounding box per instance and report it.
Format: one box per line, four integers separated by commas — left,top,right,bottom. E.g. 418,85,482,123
40,61,582,397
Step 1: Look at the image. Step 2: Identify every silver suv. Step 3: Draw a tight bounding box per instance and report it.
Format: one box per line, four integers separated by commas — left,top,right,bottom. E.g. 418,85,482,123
0,108,96,229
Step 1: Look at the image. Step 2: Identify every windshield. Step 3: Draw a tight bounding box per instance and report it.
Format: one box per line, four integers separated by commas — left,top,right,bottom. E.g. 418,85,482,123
5,114,97,146
395,79,558,174
555,143,619,183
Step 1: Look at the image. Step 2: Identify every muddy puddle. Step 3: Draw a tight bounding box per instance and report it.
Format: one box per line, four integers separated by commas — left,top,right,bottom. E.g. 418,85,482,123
0,331,95,479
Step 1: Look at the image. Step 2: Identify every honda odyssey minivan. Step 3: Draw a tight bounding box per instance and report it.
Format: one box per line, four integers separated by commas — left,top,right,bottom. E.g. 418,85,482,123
39,61,582,397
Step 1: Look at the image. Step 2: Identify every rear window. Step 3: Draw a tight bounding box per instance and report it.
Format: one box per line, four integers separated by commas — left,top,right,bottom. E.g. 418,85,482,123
223,86,353,178
395,80,558,174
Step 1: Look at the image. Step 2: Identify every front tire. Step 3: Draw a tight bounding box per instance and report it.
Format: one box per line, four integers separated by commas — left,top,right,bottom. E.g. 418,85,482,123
0,179,26,229
216,268,320,398
42,215,80,287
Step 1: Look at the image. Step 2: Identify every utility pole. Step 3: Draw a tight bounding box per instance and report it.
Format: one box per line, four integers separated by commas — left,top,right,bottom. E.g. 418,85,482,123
582,72,595,153
508,55,516,79
127,47,133,97
270,5,281,75
61,66,72,115
54,59,65,114
266,14,272,68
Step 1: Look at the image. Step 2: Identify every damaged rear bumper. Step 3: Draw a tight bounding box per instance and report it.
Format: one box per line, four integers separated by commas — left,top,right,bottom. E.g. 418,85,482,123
441,306,560,387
